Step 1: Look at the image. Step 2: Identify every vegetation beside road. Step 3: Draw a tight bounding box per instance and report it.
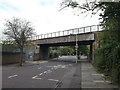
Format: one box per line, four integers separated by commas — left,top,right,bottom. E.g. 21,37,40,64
93,3,120,84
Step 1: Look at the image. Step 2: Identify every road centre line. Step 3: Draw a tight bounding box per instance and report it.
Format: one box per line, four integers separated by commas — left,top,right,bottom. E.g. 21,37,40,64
44,71,47,73
8,74,18,78
32,75,38,79
47,69,52,72
33,77,41,80
48,79,59,82
39,73,43,75
32,75,41,79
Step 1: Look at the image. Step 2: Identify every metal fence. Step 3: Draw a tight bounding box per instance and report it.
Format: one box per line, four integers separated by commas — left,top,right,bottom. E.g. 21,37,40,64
29,25,102,40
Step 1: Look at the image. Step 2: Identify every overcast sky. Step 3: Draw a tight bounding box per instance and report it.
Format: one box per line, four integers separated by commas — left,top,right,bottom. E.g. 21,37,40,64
0,0,101,39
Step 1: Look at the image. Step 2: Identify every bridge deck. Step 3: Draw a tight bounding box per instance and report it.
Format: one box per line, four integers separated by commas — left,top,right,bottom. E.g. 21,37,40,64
30,25,102,41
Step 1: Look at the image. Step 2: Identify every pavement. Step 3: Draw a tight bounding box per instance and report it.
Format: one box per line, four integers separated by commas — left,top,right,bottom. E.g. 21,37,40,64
81,61,119,89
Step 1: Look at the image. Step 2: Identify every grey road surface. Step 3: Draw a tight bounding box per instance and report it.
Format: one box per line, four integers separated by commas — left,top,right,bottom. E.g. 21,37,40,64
2,56,81,88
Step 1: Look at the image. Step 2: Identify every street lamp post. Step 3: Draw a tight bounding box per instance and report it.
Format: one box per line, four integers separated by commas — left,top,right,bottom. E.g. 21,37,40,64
75,33,78,63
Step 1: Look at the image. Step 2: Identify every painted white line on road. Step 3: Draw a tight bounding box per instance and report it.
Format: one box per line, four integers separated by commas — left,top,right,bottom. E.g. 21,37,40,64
39,73,43,75
93,80,104,83
44,71,47,74
33,78,42,80
32,75,41,80
48,79,59,82
8,75,18,78
32,75,38,79
47,70,52,73
38,67,41,69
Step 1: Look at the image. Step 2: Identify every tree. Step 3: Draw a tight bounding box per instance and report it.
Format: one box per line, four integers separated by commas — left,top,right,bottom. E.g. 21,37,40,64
3,17,35,66
78,45,89,55
60,0,104,15
59,46,75,55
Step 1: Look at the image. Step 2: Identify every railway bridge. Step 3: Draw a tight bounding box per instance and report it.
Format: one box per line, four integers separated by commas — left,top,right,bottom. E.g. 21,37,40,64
31,25,102,61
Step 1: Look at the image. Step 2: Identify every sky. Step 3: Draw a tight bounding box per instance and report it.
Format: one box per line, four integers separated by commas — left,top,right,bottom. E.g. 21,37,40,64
0,0,101,39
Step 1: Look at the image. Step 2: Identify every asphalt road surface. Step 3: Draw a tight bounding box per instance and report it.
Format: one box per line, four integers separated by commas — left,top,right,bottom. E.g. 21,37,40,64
2,56,81,89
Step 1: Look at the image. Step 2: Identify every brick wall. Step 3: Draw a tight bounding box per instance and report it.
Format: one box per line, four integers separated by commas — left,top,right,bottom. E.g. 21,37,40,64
2,52,24,65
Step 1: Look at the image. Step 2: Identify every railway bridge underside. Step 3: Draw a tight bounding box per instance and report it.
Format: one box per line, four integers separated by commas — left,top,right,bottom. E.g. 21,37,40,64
36,32,95,61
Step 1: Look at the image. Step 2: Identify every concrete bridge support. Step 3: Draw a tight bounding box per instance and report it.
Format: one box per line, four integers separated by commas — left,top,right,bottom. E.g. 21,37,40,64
39,45,49,60
89,43,93,62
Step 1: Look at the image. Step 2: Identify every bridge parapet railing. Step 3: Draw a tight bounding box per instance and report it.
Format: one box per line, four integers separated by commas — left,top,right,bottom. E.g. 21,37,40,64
30,25,102,40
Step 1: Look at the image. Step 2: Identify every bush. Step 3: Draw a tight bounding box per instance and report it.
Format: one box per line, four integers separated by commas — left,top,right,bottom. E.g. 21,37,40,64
94,42,120,84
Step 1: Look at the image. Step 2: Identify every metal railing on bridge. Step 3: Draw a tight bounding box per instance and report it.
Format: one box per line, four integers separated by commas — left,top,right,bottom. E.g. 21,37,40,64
30,25,102,40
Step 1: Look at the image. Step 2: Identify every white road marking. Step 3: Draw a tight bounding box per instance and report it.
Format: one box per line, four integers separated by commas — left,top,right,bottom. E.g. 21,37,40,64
8,75,18,78
32,75,38,79
46,70,52,74
33,78,42,80
48,79,59,82
47,69,52,73
44,71,47,74
32,75,41,80
39,73,43,76
38,67,41,69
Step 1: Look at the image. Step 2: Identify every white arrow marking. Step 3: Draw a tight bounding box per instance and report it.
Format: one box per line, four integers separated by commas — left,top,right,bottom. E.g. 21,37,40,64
8,75,18,78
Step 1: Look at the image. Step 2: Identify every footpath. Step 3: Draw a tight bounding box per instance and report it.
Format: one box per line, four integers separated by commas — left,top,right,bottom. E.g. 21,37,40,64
81,61,119,89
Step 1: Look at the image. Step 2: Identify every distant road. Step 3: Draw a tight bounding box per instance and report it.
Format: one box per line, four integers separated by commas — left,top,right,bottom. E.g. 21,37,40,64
52,55,88,62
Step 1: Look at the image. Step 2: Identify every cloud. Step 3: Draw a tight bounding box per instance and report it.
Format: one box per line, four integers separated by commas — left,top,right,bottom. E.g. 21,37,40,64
0,0,100,39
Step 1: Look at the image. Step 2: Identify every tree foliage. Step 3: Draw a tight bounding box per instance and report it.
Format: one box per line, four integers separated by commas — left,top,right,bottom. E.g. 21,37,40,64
78,45,89,55
59,46,75,55
3,17,35,66
95,2,120,84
